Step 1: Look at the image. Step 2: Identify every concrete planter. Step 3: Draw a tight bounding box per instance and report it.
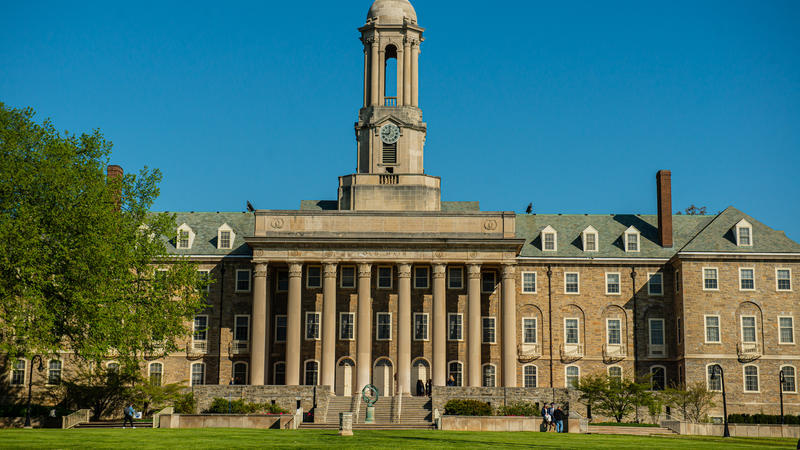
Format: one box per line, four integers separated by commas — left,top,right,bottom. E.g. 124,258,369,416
158,414,293,429
661,420,800,438
441,416,542,432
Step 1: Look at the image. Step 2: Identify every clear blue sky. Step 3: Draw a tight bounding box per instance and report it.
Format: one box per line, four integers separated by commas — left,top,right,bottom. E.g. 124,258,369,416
2,1,799,241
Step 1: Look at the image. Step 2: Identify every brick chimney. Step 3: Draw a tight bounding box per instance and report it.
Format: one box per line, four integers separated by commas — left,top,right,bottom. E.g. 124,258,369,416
107,165,123,211
656,170,673,248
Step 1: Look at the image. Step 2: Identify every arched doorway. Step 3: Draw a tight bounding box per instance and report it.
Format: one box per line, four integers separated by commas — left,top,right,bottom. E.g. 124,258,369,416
411,358,430,395
373,358,394,397
336,358,356,396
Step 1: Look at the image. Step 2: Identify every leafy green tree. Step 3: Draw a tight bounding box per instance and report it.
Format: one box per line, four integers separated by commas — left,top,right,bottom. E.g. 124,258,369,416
663,382,715,423
577,374,653,423
48,365,139,421
130,379,186,417
575,373,607,419
0,103,208,366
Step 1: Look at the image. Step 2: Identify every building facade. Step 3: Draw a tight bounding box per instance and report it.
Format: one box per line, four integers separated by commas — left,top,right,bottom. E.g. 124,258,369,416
7,0,800,420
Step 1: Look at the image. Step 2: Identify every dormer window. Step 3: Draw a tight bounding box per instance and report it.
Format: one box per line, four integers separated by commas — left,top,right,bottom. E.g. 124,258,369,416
541,226,557,252
217,223,235,250
582,226,599,252
735,219,753,247
624,226,640,253
176,224,195,250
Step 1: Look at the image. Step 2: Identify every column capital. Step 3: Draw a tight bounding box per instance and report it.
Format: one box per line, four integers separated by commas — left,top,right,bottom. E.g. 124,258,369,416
288,263,303,278
358,263,372,278
323,263,338,278
502,264,516,280
254,262,269,278
467,264,481,279
397,263,412,279
432,264,446,278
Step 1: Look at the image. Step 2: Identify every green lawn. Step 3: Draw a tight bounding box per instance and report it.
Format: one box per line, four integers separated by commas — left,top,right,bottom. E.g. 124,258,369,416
0,429,794,449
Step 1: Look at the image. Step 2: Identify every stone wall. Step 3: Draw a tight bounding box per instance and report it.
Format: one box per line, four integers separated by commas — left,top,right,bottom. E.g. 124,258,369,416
159,414,292,430
189,385,330,422
662,420,800,438
431,386,580,414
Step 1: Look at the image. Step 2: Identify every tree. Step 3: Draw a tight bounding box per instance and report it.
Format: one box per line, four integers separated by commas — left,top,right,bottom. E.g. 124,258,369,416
663,382,716,423
577,374,653,423
575,373,607,419
49,365,139,421
0,103,208,366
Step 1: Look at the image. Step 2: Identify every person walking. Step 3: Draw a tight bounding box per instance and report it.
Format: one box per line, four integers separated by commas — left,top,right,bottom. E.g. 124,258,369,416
554,406,565,433
123,404,135,429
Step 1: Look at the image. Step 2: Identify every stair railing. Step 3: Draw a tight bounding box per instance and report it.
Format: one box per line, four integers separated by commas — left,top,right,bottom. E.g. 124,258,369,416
62,409,90,429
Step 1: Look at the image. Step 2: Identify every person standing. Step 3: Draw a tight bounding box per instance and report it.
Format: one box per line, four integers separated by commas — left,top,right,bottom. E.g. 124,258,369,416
554,406,565,433
123,404,135,429
416,379,425,396
425,379,432,397
446,375,455,386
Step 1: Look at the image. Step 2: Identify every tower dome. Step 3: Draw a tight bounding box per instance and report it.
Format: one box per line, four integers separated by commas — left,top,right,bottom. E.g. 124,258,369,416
367,0,417,24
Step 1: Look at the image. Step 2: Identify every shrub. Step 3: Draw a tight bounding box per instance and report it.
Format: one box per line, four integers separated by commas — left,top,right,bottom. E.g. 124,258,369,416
727,413,800,425
173,393,196,414
204,398,289,415
443,399,492,416
0,404,68,417
496,402,539,417
264,403,289,414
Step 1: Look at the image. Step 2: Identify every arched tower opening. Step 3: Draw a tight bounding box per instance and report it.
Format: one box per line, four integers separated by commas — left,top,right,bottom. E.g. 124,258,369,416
384,45,398,106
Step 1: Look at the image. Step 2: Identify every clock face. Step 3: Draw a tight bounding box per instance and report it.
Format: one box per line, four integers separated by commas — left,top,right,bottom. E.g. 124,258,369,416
380,123,400,145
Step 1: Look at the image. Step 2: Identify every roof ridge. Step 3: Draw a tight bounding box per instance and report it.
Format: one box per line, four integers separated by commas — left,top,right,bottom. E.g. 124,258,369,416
676,213,722,253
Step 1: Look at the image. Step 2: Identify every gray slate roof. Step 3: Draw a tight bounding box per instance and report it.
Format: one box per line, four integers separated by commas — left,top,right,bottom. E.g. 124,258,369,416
163,212,254,257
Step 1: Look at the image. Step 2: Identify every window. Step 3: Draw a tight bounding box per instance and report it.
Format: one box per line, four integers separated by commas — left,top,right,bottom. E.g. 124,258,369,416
191,363,205,386
482,317,496,344
414,267,429,289
340,312,355,340
305,312,321,340
275,315,287,343
198,269,211,293
522,318,537,344
743,365,759,392
178,230,190,248
482,365,496,387
651,366,666,391
739,268,755,291
482,271,496,293
780,317,795,344
675,269,681,292
521,272,536,293
648,273,663,296
235,269,251,293
448,362,463,387
376,313,392,341
377,266,392,289
677,317,683,344
541,226,558,251
705,316,721,343
607,319,621,345
276,270,288,292
193,315,208,352
740,316,757,343
703,268,718,290
149,362,163,386
565,318,579,344
707,365,722,391
11,359,25,385
217,224,235,249
565,272,579,294
777,269,792,291
782,366,797,393
605,273,620,295
273,362,286,385
625,227,640,252
232,362,248,385
448,267,463,289
582,226,599,252
304,361,319,386
414,313,429,341
608,366,622,381
340,266,356,289
523,365,537,387
176,223,194,249
649,319,665,356
735,219,753,246
382,141,397,164
307,266,322,288
565,366,580,388
234,315,250,344
448,313,463,341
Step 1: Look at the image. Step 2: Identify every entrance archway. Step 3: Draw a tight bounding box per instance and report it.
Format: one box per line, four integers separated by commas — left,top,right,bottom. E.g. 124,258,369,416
336,358,356,396
373,358,394,397
411,358,430,395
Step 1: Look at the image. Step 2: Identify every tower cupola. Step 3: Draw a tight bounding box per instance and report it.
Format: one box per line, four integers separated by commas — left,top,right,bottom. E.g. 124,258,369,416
367,0,417,25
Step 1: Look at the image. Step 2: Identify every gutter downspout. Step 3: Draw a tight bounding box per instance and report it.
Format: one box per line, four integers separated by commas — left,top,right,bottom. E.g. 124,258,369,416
217,262,226,384
547,265,554,394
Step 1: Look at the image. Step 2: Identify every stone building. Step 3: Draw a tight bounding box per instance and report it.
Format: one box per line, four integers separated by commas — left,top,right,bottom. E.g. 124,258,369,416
7,0,800,421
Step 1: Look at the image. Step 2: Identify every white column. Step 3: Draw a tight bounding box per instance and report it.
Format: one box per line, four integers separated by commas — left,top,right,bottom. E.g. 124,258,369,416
397,263,412,395
356,264,372,391
467,264,481,387
286,263,302,386
321,263,337,392
432,264,446,386
502,265,517,387
370,40,379,107
403,39,412,106
411,41,419,107
250,263,268,385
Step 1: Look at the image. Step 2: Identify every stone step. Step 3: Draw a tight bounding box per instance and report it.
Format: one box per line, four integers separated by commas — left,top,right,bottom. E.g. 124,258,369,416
75,421,153,429
300,423,435,430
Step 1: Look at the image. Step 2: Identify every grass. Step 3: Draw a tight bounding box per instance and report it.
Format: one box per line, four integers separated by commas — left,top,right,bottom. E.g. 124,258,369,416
0,429,795,449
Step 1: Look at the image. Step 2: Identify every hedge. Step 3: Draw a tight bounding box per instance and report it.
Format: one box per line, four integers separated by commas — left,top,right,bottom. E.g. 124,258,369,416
727,413,800,425
204,398,288,415
496,402,540,417
443,399,493,416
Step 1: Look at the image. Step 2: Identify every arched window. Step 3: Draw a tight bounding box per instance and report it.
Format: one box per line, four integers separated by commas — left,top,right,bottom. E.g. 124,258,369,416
782,366,796,393
608,366,622,381
565,365,580,388
384,45,398,106
448,361,463,387
651,366,666,391
149,362,163,386
47,360,62,385
232,362,248,385
305,361,319,386
523,365,537,388
482,364,496,387
191,363,205,386
273,362,286,385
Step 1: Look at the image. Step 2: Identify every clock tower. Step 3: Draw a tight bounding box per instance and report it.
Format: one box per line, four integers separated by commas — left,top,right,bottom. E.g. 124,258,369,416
338,0,441,211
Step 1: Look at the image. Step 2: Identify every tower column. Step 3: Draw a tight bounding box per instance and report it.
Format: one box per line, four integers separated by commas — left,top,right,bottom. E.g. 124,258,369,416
370,39,379,106
403,39,412,106
502,265,517,387
363,46,369,108
379,48,386,106
397,263,412,395
250,263,269,386
321,263,338,392
286,263,303,386
356,263,373,391
396,47,404,106
411,40,419,107
467,264,481,387
432,264,446,386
